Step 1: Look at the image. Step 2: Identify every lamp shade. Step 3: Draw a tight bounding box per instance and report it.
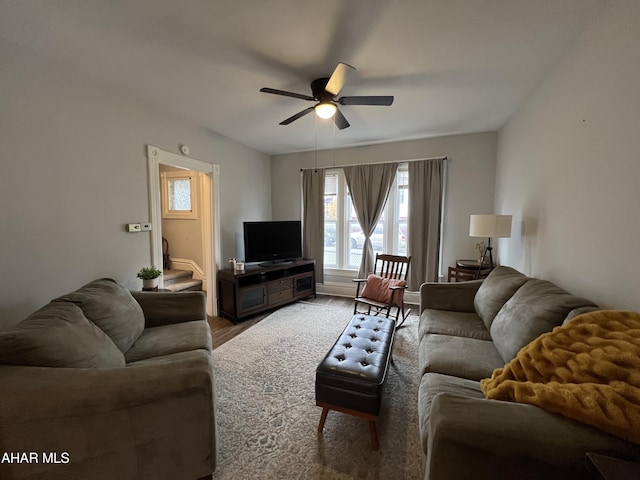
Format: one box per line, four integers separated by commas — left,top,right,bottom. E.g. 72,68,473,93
314,102,337,119
469,214,512,238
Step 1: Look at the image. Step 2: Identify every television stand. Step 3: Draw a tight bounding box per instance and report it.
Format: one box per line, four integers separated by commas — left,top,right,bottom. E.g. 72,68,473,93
258,259,294,268
217,259,316,322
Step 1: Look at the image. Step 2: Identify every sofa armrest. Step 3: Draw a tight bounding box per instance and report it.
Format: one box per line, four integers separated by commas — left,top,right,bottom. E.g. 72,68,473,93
426,393,639,480
0,350,216,480
132,290,206,327
419,280,483,314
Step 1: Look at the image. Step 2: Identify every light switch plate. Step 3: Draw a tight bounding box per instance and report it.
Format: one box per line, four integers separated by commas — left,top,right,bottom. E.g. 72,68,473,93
141,223,152,231
127,223,141,232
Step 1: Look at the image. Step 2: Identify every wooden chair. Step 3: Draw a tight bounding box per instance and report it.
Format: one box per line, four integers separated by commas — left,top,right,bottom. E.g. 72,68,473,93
447,259,493,282
353,254,411,327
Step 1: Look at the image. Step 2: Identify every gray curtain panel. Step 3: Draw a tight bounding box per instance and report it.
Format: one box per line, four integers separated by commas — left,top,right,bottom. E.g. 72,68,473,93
343,163,398,277
301,169,325,284
408,158,445,289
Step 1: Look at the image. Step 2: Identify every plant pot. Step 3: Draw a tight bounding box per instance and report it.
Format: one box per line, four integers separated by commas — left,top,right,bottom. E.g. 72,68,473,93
142,278,159,291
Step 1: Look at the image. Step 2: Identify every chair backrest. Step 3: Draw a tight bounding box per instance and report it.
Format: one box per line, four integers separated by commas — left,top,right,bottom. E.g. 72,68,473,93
373,254,411,281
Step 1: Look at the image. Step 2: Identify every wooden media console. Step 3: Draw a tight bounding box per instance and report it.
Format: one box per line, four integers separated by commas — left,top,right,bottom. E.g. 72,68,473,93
217,259,316,322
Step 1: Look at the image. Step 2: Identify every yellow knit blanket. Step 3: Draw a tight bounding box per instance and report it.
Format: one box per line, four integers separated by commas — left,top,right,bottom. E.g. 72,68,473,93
481,310,640,444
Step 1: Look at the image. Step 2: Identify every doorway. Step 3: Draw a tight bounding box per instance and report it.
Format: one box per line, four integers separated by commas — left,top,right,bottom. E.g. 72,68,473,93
147,145,221,316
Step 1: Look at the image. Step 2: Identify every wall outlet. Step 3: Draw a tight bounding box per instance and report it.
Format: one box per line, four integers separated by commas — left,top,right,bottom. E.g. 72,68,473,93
141,223,152,231
127,223,141,233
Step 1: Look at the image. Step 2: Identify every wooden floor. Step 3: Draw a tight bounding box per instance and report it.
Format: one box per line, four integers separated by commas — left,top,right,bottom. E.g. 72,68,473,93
207,295,354,349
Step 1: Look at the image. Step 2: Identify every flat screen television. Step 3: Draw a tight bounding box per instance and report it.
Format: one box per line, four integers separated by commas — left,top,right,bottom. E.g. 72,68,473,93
243,220,303,265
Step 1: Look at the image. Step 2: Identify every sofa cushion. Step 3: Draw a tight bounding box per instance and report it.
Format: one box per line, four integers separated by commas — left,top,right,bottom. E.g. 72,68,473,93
418,373,484,454
562,306,600,326
0,302,124,368
419,309,491,341
126,349,208,367
474,266,529,330
124,320,212,363
418,334,505,381
490,279,597,362
55,278,145,353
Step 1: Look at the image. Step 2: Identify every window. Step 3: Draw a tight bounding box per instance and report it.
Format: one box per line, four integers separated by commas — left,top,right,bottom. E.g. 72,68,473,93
161,171,198,219
323,165,408,270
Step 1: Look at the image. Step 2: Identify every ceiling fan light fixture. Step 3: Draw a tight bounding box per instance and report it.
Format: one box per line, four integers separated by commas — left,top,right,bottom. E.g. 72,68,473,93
314,102,337,119
260,63,392,129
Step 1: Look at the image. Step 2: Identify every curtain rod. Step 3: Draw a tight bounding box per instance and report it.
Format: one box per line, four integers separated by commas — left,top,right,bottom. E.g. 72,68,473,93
299,155,448,171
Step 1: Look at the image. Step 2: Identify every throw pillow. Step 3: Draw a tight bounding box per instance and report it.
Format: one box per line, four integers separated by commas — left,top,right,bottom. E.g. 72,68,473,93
360,274,407,305
0,302,125,368
54,278,145,353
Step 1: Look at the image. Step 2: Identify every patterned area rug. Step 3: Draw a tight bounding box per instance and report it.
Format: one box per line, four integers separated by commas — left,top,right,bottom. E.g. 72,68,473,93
212,301,424,479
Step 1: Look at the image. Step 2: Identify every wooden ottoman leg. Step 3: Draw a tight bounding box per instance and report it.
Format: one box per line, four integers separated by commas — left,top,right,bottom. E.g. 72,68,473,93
318,407,329,433
369,420,379,450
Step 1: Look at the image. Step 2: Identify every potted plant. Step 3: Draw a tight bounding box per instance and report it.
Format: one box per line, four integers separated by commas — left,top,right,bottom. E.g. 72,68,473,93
474,241,486,264
137,266,162,291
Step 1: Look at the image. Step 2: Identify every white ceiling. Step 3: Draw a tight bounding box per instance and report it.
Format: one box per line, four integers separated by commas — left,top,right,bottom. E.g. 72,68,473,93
0,0,605,155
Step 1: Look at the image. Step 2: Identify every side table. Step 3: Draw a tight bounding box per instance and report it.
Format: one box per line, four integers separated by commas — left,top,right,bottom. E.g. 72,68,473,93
447,259,493,282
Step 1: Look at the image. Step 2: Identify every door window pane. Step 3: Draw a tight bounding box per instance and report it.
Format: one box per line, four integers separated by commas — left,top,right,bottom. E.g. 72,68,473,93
168,178,192,211
161,171,198,219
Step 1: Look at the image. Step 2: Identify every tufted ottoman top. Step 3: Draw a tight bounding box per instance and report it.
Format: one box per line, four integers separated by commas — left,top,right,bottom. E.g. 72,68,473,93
316,314,396,395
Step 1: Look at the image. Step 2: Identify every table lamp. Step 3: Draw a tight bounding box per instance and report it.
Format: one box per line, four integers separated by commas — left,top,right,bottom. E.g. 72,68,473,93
469,214,512,269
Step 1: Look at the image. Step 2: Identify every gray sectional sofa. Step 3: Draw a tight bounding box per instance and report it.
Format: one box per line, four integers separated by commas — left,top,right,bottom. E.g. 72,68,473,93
0,278,216,480
418,266,640,479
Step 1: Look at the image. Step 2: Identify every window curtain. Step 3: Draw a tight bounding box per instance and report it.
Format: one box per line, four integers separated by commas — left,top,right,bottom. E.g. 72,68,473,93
408,158,445,289
301,169,325,284
343,163,398,277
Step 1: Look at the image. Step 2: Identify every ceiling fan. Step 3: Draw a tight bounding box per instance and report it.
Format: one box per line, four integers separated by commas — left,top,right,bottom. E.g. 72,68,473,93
259,62,394,130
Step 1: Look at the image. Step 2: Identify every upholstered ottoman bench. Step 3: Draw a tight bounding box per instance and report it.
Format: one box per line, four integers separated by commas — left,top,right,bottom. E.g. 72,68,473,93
315,314,396,450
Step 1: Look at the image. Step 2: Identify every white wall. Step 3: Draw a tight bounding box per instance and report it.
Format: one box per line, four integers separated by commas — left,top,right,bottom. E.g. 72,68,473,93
271,131,497,283
495,0,640,310
0,38,271,327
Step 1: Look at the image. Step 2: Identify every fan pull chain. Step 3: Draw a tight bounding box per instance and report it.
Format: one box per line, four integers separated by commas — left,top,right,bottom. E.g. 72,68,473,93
314,114,318,173
332,117,336,168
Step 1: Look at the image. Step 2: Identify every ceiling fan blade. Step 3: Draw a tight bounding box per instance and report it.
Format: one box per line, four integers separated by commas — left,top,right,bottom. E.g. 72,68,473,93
260,87,314,101
334,107,350,130
325,62,356,97
279,107,315,125
338,95,394,106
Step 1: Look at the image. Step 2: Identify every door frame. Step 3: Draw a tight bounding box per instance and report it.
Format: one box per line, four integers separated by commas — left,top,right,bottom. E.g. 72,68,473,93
147,145,221,316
